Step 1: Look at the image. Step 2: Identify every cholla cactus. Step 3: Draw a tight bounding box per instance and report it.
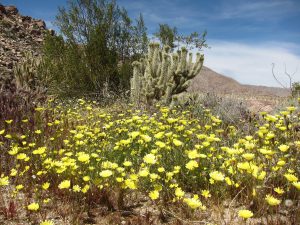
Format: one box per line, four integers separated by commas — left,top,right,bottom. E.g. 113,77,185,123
130,43,204,106
13,52,45,92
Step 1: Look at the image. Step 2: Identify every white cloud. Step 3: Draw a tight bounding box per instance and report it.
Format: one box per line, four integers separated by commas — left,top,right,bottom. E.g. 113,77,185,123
215,0,300,21
200,40,300,87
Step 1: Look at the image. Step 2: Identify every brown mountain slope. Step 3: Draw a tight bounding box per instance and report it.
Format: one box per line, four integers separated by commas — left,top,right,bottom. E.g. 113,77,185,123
188,66,290,97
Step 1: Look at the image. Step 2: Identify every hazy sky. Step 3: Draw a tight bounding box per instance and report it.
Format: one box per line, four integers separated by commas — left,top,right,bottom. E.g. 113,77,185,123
2,0,300,87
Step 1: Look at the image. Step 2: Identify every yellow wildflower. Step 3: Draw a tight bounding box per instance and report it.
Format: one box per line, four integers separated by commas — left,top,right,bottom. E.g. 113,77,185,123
143,153,156,164
27,202,39,211
292,182,300,190
185,160,199,170
265,194,281,206
149,190,159,200
40,220,54,225
238,209,253,219
284,173,298,182
209,171,225,181
175,187,185,198
58,180,71,189
100,170,113,178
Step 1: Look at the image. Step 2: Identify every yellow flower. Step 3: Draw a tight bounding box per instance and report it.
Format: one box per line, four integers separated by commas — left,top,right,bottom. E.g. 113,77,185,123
209,171,225,181
173,139,183,146
42,182,50,190
201,190,211,198
149,190,159,200
73,185,81,192
129,131,140,139
284,173,298,182
27,202,39,211
185,160,199,170
77,152,90,163
154,132,164,139
278,144,289,152
141,134,152,142
242,153,255,161
33,147,46,155
17,153,27,160
143,154,156,164
16,184,24,190
82,184,90,193
40,220,54,225
10,169,17,177
292,182,300,190
123,161,132,167
274,187,285,195
286,106,296,111
100,170,113,178
43,198,51,203
5,134,12,139
0,176,9,186
265,194,281,206
138,168,149,177
5,119,13,124
238,209,253,219
277,160,286,166
74,133,84,139
155,141,166,148
8,146,19,155
124,179,137,189
0,129,5,135
187,150,200,159
184,197,205,209
175,187,185,198
58,180,71,189
157,167,165,173
83,176,90,182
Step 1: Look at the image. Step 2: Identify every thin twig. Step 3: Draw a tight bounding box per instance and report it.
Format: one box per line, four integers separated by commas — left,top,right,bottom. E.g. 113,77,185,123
271,63,288,89
228,186,246,209
162,208,209,224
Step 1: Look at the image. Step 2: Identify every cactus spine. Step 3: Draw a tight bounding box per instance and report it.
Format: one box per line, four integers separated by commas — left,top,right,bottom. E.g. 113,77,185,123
130,43,204,106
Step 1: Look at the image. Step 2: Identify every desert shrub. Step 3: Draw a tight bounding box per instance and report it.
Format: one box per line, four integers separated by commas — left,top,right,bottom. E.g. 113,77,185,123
292,82,300,97
40,0,148,97
175,93,256,131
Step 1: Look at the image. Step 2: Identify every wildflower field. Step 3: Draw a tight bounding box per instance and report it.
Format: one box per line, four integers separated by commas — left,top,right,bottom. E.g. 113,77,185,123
0,98,300,224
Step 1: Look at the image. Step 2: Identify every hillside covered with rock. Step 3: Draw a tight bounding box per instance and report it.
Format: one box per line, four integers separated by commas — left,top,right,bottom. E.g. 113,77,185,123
0,4,53,90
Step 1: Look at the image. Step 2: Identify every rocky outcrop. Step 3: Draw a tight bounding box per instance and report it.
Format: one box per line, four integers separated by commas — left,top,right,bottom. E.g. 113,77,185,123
0,4,53,91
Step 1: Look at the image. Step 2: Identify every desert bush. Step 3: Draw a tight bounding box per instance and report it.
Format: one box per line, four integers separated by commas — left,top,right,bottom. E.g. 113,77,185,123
174,93,256,131
40,0,148,97
292,82,300,97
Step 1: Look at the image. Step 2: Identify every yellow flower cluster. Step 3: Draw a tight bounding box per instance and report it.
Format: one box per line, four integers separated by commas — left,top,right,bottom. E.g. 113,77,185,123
0,98,299,219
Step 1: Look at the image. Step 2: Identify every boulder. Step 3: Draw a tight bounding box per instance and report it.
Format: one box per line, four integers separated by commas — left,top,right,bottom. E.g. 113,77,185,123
35,20,46,29
4,5,18,15
0,4,6,14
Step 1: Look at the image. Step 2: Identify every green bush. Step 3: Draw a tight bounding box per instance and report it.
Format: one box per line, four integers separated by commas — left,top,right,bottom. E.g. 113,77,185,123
41,0,148,97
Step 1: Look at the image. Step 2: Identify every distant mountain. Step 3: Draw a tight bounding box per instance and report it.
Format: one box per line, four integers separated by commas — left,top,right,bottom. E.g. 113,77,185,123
189,66,290,97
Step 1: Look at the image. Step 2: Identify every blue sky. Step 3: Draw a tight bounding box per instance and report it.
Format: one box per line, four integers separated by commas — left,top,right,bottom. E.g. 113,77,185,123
2,0,300,87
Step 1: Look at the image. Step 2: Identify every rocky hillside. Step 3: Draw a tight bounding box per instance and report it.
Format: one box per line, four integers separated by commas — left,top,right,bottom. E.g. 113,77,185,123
0,4,52,90
189,66,290,97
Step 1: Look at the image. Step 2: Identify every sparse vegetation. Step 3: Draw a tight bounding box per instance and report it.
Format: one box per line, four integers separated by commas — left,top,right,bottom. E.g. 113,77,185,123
1,0,300,224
